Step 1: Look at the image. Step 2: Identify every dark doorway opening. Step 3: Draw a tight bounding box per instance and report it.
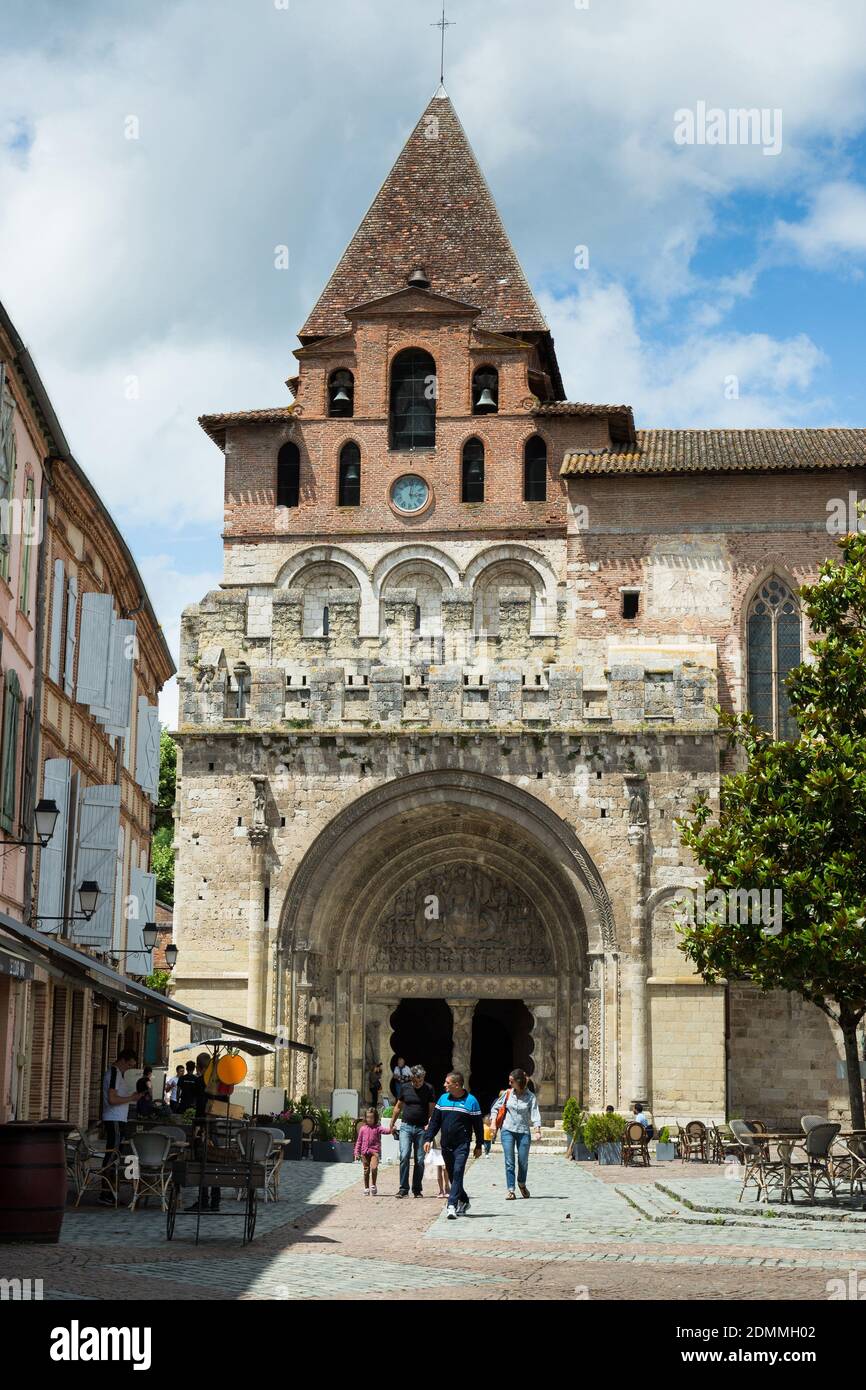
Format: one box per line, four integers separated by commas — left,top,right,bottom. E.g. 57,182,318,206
470,1000,534,1115
389,999,452,1098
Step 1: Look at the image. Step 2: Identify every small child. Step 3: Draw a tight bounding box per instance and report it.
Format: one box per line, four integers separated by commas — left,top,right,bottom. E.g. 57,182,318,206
354,1107,383,1195
425,1135,450,1199
482,1118,493,1155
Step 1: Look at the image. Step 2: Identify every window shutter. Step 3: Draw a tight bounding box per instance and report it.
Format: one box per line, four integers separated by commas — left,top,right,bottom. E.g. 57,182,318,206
127,867,157,975
74,783,121,948
135,698,160,801
63,575,78,697
48,560,65,685
104,619,136,736
36,758,71,931
0,670,21,833
76,592,114,709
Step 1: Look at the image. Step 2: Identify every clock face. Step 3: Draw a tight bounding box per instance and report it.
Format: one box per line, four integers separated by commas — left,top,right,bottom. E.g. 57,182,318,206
391,475,430,513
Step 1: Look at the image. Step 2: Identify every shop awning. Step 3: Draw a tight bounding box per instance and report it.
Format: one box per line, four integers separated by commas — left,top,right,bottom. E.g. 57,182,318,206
0,914,311,1053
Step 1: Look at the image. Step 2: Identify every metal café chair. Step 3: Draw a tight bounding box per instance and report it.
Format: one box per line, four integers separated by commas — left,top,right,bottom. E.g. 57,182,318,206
254,1126,285,1200
833,1134,866,1202
730,1120,766,1200
129,1132,173,1211
786,1122,841,1203
74,1130,119,1207
236,1127,275,1201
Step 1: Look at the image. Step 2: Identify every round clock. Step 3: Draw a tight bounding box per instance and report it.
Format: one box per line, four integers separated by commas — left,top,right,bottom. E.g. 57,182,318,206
390,474,430,514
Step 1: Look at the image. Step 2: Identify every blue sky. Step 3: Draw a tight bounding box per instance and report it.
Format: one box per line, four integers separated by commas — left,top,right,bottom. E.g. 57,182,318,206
2,0,866,720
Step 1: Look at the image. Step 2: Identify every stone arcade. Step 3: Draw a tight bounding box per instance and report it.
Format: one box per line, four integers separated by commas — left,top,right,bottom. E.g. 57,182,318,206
170,90,866,1122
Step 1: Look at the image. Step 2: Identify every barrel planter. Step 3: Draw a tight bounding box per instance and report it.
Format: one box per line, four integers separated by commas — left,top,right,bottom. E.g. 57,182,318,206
0,1121,74,1244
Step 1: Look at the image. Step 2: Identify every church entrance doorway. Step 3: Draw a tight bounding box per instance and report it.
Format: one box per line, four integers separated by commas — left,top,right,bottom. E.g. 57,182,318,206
469,999,534,1116
389,998,453,1097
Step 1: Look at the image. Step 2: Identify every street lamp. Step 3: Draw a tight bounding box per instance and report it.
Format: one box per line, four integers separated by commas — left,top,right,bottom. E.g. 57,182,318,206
77,881,100,921
33,799,60,847
165,942,178,969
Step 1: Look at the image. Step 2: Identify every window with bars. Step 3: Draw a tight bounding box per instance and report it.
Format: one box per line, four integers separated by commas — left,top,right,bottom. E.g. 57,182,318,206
277,442,300,508
390,348,436,450
747,577,801,739
461,437,485,503
523,435,547,502
338,442,361,506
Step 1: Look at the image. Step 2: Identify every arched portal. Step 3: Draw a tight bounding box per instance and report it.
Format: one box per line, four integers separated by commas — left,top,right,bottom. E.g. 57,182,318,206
278,771,616,1113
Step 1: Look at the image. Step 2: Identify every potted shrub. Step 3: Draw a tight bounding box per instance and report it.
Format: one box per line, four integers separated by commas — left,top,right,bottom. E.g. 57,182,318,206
273,1108,303,1158
655,1125,676,1161
562,1098,591,1160
311,1109,337,1162
583,1111,626,1165
332,1113,356,1163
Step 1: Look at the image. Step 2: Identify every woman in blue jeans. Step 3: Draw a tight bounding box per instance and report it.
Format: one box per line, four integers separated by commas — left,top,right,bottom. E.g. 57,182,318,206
493,1069,542,1199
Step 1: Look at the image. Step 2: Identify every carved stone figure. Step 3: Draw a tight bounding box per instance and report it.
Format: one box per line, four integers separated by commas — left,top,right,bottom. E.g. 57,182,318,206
371,865,553,973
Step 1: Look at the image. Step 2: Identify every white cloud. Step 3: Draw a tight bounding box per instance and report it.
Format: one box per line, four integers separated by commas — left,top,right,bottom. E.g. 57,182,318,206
774,181,866,266
541,281,828,428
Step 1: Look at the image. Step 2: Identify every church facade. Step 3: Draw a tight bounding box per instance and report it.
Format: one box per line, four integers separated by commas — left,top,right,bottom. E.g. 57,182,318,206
171,91,866,1122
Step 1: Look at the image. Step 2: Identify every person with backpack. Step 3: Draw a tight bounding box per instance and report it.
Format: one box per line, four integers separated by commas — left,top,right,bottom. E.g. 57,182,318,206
100,1048,136,1204
491,1068,542,1200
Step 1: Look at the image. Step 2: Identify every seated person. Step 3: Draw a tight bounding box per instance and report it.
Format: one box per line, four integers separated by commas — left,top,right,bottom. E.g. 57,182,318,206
135,1077,157,1117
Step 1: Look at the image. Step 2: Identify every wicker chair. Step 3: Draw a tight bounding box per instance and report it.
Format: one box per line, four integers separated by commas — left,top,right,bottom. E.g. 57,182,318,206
621,1121,651,1167
833,1134,866,1201
800,1115,828,1134
730,1120,766,1200
680,1120,708,1163
128,1132,172,1211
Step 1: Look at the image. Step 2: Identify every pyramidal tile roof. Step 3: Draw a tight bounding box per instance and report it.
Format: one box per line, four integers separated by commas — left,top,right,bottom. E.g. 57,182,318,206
300,91,550,341
560,428,866,476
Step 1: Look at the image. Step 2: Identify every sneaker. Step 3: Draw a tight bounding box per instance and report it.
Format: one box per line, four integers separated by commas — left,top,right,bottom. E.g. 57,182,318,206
456,1200,469,1216
395,1190,408,1198
412,1191,423,1198
371,1186,378,1195
519,1185,531,1199
506,1190,516,1200
446,1205,458,1220
362,1188,370,1196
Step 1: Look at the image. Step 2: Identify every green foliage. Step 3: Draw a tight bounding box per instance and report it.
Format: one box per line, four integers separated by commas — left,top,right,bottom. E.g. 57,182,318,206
561,1097,585,1141
151,827,174,907
676,525,866,1129
658,1126,671,1144
156,729,177,834
145,969,171,995
315,1108,334,1141
333,1113,355,1143
582,1111,626,1151
180,1108,196,1122
289,1094,317,1119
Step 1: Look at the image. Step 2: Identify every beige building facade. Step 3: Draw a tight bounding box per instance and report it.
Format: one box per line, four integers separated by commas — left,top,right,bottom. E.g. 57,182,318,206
171,92,866,1123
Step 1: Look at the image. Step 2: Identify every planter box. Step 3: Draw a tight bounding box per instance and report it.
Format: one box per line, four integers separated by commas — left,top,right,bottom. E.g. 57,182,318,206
597,1141,622,1166
654,1142,676,1161
311,1139,337,1162
333,1142,355,1164
569,1141,593,1161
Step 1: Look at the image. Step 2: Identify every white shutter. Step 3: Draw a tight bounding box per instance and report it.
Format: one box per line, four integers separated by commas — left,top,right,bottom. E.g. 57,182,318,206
74,783,121,948
135,698,160,801
104,619,136,735
48,560,65,685
76,592,114,709
36,758,71,932
127,867,157,975
63,575,78,697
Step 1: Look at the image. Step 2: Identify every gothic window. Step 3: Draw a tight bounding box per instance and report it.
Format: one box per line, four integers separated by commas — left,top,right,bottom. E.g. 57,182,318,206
276,442,300,508
338,442,361,506
461,437,485,503
523,435,547,502
328,368,354,418
747,577,801,739
322,605,330,637
472,366,498,414
390,348,436,450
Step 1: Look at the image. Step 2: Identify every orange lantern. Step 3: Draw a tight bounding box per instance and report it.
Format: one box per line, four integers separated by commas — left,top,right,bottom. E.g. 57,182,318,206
217,1053,247,1086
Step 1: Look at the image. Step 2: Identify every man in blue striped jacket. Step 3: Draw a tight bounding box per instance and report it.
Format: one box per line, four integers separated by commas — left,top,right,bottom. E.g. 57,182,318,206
424,1072,484,1219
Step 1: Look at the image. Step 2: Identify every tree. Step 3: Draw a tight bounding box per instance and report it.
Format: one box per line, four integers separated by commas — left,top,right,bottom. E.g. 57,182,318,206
677,526,866,1129
152,728,177,905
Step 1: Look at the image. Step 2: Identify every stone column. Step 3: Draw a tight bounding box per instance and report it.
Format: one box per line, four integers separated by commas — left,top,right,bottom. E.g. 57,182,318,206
446,999,477,1083
625,775,649,1105
245,773,269,1087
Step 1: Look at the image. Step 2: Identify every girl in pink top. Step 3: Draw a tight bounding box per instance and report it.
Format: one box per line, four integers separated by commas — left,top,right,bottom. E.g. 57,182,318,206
354,1107,384,1195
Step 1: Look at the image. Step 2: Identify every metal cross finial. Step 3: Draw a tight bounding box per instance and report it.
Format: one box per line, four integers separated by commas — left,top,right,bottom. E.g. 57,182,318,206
431,3,455,87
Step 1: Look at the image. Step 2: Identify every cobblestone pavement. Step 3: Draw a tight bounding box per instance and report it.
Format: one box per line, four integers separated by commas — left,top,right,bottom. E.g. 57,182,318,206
4,1152,866,1301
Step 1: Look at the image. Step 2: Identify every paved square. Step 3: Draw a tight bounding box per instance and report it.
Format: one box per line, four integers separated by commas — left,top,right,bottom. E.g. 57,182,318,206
4,1153,866,1301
